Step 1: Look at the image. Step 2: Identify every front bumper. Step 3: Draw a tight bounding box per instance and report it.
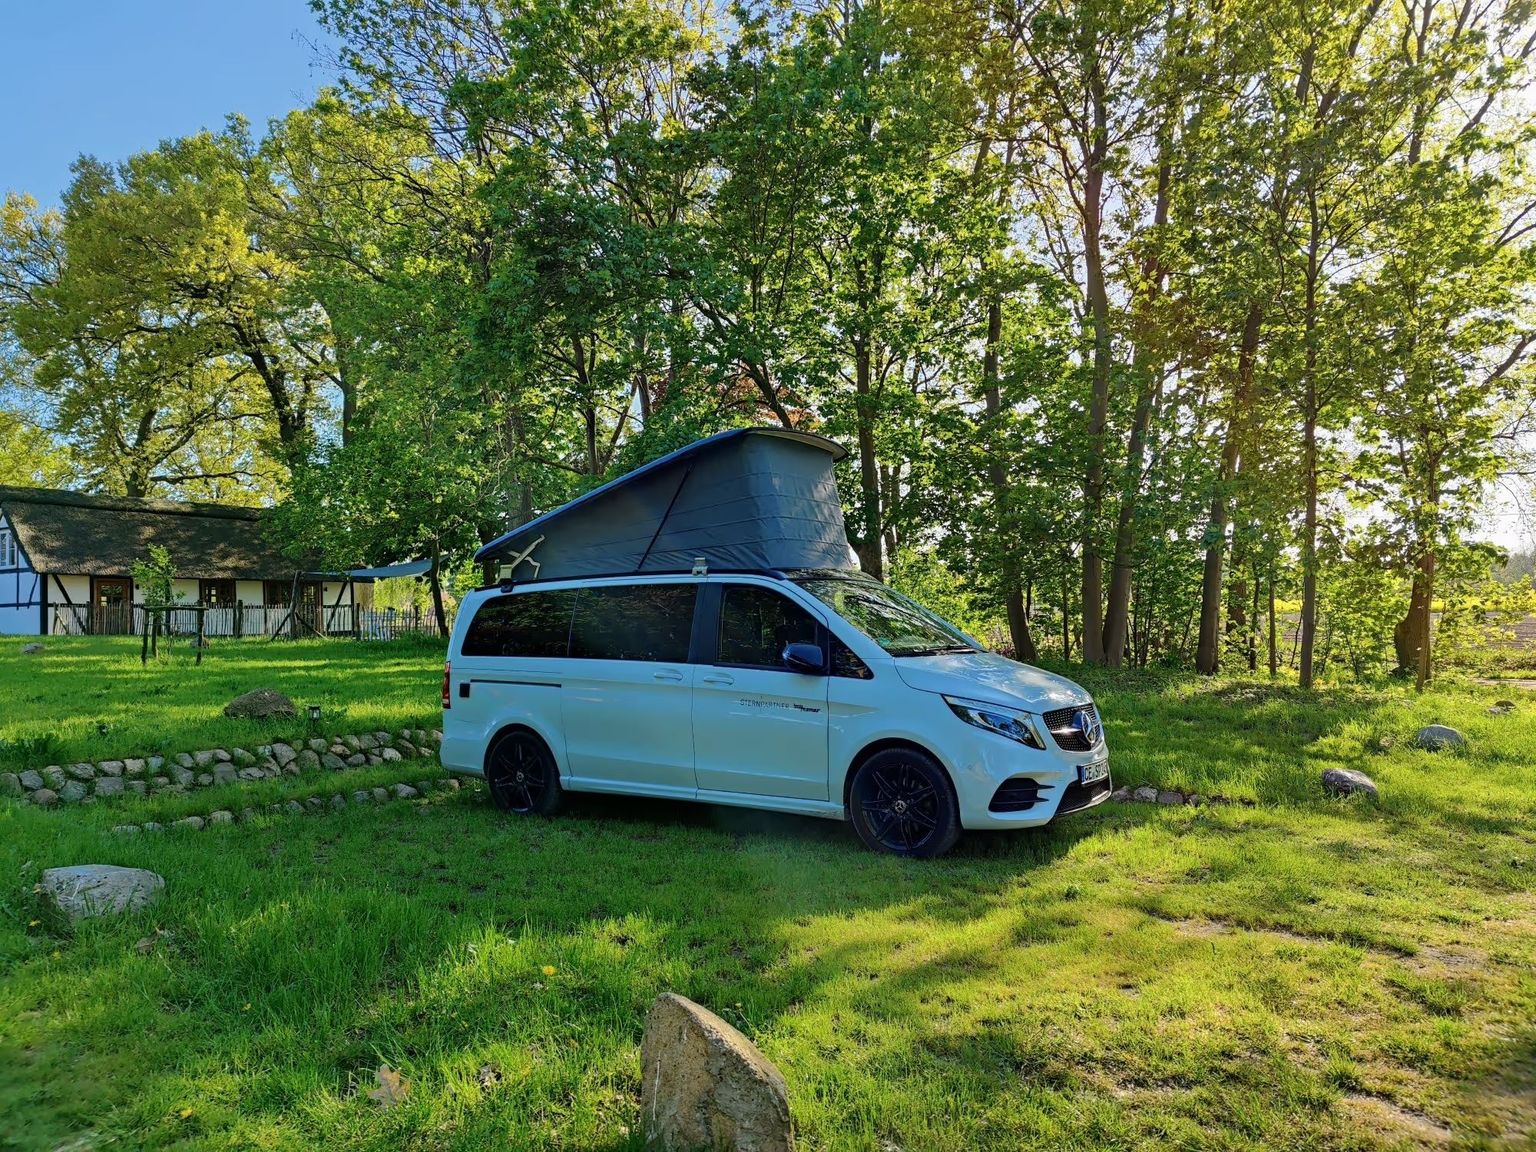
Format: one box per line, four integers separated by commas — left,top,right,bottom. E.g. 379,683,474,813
951,735,1110,830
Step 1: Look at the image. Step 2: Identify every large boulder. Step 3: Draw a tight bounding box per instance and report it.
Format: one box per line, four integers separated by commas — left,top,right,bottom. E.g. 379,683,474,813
40,865,164,923
640,992,794,1152
1414,725,1465,752
223,689,297,720
1323,768,1379,798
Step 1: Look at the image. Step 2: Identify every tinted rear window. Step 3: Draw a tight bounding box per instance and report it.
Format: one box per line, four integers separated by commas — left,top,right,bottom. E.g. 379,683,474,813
570,584,696,663
462,589,577,658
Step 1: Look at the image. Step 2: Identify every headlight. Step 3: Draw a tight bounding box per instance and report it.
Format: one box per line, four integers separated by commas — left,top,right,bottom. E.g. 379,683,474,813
944,696,1046,750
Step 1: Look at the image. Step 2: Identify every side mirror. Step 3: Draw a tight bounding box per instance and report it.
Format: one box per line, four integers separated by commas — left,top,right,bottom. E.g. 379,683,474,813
782,641,826,675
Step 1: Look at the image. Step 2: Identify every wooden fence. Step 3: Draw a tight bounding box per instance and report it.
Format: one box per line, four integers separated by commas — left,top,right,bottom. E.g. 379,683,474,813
50,604,447,640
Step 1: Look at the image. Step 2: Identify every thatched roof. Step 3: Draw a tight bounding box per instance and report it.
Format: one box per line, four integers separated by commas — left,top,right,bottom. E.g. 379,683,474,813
0,486,298,580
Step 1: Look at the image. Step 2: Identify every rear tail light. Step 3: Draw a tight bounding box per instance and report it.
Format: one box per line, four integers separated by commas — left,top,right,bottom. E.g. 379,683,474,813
442,661,451,709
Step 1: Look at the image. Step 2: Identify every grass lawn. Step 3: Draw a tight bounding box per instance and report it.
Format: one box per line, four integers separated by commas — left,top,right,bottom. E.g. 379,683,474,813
1,640,1533,1149
0,636,447,772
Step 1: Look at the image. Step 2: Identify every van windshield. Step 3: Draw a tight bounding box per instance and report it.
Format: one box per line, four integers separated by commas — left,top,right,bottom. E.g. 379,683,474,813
793,576,977,657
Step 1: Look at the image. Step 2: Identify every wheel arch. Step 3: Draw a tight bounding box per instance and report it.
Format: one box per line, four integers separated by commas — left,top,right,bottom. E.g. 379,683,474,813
840,736,958,812
483,722,559,775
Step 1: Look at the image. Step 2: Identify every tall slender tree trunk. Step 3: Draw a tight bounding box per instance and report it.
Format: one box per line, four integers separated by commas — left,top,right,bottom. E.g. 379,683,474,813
1196,303,1263,673
853,338,883,580
1267,570,1278,677
983,294,1038,662
1298,197,1323,690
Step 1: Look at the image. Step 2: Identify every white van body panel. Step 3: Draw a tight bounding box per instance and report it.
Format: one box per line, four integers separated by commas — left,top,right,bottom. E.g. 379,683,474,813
440,571,1109,836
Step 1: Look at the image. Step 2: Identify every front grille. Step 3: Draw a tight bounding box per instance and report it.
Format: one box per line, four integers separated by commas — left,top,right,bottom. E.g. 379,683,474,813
1043,702,1102,752
988,776,1045,813
1056,776,1111,816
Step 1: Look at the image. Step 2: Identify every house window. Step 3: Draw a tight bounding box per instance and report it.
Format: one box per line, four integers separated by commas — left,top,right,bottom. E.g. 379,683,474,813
0,529,15,569
199,579,237,606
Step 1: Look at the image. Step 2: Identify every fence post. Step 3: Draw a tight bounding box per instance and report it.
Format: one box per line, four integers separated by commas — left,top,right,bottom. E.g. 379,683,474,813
235,601,244,639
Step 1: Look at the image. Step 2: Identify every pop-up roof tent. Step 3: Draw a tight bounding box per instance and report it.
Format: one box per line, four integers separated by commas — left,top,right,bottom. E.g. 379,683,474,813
474,427,854,580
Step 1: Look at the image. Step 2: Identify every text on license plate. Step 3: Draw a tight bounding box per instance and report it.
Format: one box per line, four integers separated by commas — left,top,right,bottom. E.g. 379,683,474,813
1080,760,1109,786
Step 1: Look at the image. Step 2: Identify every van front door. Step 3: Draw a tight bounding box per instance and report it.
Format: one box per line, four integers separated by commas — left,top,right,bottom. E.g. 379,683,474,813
560,583,698,795
692,583,830,800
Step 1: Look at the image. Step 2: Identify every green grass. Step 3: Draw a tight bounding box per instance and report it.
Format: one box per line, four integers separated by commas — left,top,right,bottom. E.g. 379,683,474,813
1,643,1534,1149
0,636,446,771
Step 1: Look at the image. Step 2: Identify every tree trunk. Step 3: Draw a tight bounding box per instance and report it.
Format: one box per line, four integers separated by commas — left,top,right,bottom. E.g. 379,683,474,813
1267,570,1278,677
1079,87,1112,665
852,338,883,580
981,293,1038,662
1298,195,1322,690
428,542,449,638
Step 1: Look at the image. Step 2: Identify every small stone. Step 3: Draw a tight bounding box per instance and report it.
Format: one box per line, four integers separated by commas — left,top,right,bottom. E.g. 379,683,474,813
330,794,347,811
431,729,442,743
346,753,366,768
308,738,328,754
213,748,231,763
399,741,419,759
1157,790,1185,806
231,747,256,767
372,787,388,803
111,824,141,835
322,753,346,771
266,803,283,814
1323,768,1379,798
271,743,298,768
381,747,402,762
1132,786,1158,803
223,688,297,720
415,780,433,795
174,816,205,831
142,821,163,832
213,765,238,786
374,730,393,746
194,750,218,768
258,757,279,776
1414,725,1465,752
238,767,263,781
19,770,45,791
126,780,147,796
240,808,257,822
439,778,460,792
357,733,379,751
0,772,21,797
40,865,164,922
196,773,214,788
399,729,413,742
97,760,125,777
41,766,66,790
1187,794,1204,807
21,642,44,654
640,992,793,1152
147,756,165,772
329,744,348,757
1109,786,1131,802
150,775,170,788
284,800,305,816
298,749,321,772
413,729,429,747
174,752,195,769
93,777,125,799
305,796,325,812
171,766,195,788
366,753,382,766
31,788,58,807
124,758,146,777
66,762,96,782
209,810,234,825
58,780,89,803
342,735,363,753
352,790,372,805
282,762,301,777
392,784,420,800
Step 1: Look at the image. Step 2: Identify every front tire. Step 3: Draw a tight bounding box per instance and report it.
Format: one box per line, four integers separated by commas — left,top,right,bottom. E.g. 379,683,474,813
485,729,564,816
848,747,961,858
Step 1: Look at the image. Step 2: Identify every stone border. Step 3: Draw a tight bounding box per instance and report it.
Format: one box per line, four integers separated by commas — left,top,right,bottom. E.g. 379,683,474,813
109,776,470,835
2,728,444,808
1110,785,1255,808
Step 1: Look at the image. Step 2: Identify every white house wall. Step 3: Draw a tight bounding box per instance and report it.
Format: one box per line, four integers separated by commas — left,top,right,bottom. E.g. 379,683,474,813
0,511,42,635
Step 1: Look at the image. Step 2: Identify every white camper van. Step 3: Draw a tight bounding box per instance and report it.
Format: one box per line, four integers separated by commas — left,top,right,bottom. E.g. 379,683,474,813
439,429,1108,857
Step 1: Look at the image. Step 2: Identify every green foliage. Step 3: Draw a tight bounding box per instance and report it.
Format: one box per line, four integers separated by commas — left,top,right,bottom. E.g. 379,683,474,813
130,544,177,610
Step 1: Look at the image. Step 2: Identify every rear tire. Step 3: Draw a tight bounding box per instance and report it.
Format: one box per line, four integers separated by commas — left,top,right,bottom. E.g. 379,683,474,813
485,729,564,816
848,747,961,858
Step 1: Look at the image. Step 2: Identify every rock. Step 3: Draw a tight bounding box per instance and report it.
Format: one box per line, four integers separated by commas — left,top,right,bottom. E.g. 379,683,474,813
366,753,383,766
209,810,234,825
371,787,388,803
41,766,66,790
66,762,96,782
399,741,419,759
126,781,147,796
174,816,205,831
223,688,297,720
93,777,124,799
195,773,213,787
305,796,325,812
413,729,430,747
352,790,372,805
1132,786,1158,803
97,760,125,777
298,749,321,772
415,780,433,795
0,772,21,797
173,753,195,770
258,757,279,776
1186,794,1204,807
308,738,329,754
240,808,257,823
284,800,305,816
1414,725,1465,752
432,729,442,743
124,758,146,777
321,753,346,771
357,733,379,751
193,750,218,768
1109,786,1131,802
111,824,140,835
282,762,301,778
1489,700,1516,715
237,767,263,782
392,783,420,800
58,780,88,803
329,744,348,757
231,747,256,767
1157,790,1185,806
21,642,44,654
31,788,58,807
214,748,232,762
1322,768,1379,799
330,794,347,811
142,821,163,832
40,865,164,922
150,775,170,788
19,770,45,791
381,747,402,762
342,735,363,753
271,743,298,768
213,765,238,786
439,778,460,792
640,992,794,1152
146,756,164,772
346,753,366,768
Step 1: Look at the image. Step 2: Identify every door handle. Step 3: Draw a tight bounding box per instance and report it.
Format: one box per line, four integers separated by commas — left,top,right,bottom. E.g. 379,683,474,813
701,673,735,686
653,670,685,682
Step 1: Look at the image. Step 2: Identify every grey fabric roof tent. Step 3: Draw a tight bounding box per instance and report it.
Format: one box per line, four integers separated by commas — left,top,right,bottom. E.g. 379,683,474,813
474,428,854,580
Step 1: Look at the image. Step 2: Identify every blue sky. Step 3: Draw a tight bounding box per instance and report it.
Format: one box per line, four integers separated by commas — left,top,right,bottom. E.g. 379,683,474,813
0,0,335,205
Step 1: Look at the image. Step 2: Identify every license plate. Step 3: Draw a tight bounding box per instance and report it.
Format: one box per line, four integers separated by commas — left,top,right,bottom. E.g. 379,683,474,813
1080,760,1109,786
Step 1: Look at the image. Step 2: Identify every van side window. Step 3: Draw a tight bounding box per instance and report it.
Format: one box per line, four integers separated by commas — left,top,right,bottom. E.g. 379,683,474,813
570,584,696,663
831,636,873,679
462,589,577,658
718,585,819,669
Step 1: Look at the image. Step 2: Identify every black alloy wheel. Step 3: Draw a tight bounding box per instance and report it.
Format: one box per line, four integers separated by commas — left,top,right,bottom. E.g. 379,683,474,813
849,747,960,858
485,729,563,816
